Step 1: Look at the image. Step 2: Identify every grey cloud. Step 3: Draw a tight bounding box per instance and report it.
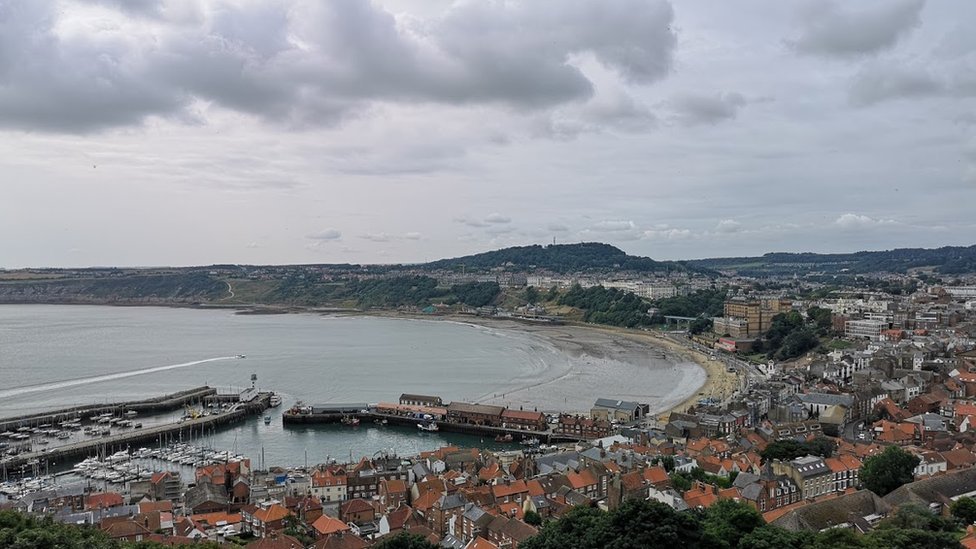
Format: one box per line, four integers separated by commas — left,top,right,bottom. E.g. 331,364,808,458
0,0,677,133
484,213,511,224
849,64,944,106
359,232,423,242
668,92,747,126
788,0,925,58
547,223,570,233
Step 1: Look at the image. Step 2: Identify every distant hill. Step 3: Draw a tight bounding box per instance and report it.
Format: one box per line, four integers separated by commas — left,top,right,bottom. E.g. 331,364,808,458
688,244,976,276
419,242,708,274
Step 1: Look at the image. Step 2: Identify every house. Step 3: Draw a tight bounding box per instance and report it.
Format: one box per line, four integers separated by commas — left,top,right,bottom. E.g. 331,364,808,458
311,515,350,539
554,415,611,439
312,531,370,549
771,490,890,532
491,480,529,504
500,409,547,431
447,402,505,427
771,456,833,500
590,399,646,423
339,498,375,525
311,468,347,503
884,467,976,514
245,534,306,549
184,483,228,515
243,503,291,538
379,478,408,511
400,394,444,407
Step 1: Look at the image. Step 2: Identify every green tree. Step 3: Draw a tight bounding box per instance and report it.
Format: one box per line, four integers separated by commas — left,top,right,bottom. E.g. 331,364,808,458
805,436,837,458
525,286,540,304
952,496,976,525
760,439,809,463
860,446,920,496
372,532,441,549
738,526,812,549
701,499,766,548
524,510,542,526
689,317,714,335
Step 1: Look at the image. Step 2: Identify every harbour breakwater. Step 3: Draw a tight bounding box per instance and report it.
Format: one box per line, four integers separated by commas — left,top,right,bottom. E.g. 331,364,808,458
0,390,271,473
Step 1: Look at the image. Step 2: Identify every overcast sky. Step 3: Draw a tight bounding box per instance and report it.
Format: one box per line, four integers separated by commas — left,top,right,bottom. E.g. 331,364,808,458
2,0,975,267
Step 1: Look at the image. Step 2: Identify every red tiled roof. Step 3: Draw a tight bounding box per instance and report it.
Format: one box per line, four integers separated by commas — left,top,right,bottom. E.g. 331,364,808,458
311,515,349,536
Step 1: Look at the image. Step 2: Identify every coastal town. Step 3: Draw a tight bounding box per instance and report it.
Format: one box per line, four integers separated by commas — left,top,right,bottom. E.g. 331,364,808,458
4,263,976,548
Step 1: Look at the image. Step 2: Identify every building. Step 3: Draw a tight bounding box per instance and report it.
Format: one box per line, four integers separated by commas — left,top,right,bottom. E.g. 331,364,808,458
399,394,443,407
446,402,505,427
715,297,792,338
772,455,833,500
590,399,647,423
500,409,546,431
554,415,612,439
845,319,886,341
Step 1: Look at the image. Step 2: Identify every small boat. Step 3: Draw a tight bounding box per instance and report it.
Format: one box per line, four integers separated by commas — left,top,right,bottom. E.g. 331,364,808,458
125,411,138,418
237,354,246,359
417,421,439,432
520,437,540,446
263,415,272,425
133,423,142,429
269,395,282,408
374,419,388,425
494,434,513,443
342,417,360,427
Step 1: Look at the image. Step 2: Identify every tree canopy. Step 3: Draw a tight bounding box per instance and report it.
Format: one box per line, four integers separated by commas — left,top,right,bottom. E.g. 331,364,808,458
860,446,920,496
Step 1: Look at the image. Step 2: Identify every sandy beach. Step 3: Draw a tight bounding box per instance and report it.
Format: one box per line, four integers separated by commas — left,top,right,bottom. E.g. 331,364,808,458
370,312,740,417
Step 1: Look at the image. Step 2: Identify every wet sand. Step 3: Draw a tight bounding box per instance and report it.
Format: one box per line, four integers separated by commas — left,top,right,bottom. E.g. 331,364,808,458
370,312,739,416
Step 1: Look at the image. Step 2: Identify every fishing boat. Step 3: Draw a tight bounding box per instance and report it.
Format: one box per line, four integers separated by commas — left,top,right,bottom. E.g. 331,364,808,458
263,415,272,425
269,395,282,408
237,354,247,359
520,437,540,446
342,417,361,427
417,421,439,432
494,434,513,443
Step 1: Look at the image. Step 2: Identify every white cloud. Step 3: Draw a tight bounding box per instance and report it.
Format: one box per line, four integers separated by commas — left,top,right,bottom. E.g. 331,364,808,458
834,213,896,229
715,219,742,233
668,92,748,126
307,228,342,241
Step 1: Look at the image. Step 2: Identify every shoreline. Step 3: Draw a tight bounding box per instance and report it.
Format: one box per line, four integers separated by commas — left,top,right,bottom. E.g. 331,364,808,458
356,310,740,418
0,302,739,419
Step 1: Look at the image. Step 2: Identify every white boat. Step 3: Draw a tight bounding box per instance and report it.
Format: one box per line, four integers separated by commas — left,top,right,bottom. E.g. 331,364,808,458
237,354,246,359
417,422,439,432
269,395,282,408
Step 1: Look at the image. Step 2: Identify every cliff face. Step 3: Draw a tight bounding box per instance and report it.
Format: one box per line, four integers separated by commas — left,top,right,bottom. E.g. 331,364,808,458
0,273,227,305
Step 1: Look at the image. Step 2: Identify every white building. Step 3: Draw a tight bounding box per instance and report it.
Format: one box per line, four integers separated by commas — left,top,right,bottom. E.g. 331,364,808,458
845,319,886,341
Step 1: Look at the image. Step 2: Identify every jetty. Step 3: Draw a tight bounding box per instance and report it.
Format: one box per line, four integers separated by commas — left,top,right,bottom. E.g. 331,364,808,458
1,392,271,472
0,386,222,433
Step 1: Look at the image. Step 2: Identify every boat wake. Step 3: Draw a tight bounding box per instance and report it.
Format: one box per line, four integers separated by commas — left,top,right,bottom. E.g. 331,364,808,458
0,356,237,400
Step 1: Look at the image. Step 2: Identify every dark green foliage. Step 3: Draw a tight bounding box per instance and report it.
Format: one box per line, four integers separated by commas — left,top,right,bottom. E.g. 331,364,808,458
269,275,448,308
877,503,959,533
860,445,920,496
806,306,833,333
689,317,714,335
523,510,542,526
0,510,226,549
544,285,559,301
372,532,441,549
759,438,836,462
558,284,651,328
654,288,727,318
951,497,976,524
421,242,709,274
451,281,501,307
521,500,703,549
762,311,821,360
524,286,540,304
701,499,766,548
518,499,964,549
688,244,976,276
